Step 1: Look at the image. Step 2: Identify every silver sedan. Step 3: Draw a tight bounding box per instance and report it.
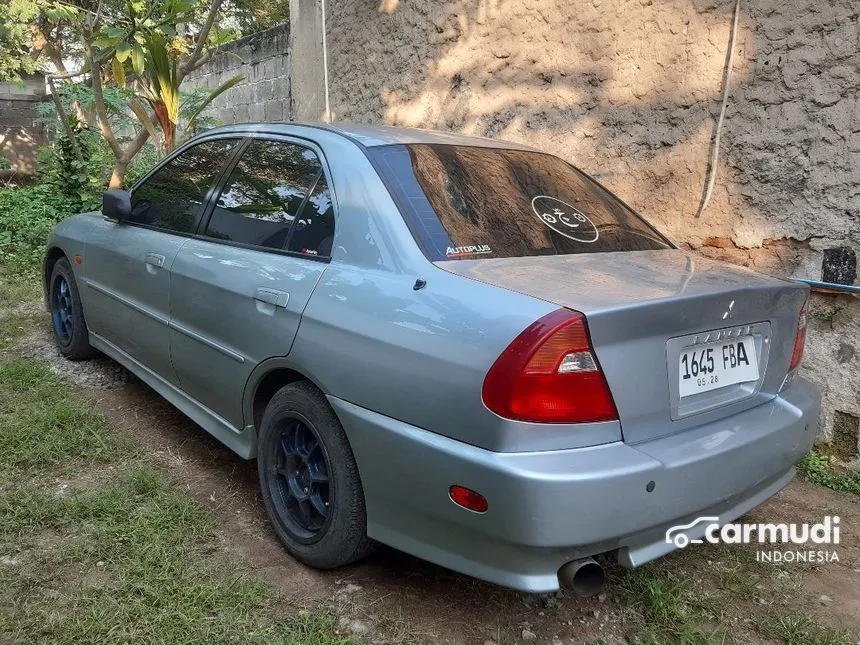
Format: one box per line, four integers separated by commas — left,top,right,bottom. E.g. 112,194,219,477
43,123,819,596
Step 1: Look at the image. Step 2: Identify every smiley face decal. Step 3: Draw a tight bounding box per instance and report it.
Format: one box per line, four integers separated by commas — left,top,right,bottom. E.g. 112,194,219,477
531,196,599,243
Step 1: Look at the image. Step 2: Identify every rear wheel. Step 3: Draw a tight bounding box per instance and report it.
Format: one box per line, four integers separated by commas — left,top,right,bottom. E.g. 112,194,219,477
49,258,97,360
257,381,374,568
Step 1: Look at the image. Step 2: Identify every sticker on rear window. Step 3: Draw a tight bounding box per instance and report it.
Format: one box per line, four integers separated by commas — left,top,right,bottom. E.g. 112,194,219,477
531,196,599,243
445,244,492,259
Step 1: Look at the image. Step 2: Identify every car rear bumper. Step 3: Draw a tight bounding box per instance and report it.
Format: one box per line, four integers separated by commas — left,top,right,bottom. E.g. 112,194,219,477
330,377,820,592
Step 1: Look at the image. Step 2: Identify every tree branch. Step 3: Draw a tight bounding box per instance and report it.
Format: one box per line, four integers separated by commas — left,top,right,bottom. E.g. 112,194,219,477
83,38,122,159
124,126,152,162
46,75,85,165
178,0,224,81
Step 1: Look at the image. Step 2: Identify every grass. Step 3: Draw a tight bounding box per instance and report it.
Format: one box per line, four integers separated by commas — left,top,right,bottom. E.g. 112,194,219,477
614,540,855,645
0,272,41,349
0,356,353,644
756,614,853,645
615,565,724,644
797,449,860,495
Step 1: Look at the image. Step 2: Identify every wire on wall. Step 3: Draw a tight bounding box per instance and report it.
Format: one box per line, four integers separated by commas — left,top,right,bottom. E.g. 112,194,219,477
695,0,742,218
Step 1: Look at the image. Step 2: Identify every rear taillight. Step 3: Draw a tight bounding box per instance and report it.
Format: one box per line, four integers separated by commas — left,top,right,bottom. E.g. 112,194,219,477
788,296,809,372
482,309,618,424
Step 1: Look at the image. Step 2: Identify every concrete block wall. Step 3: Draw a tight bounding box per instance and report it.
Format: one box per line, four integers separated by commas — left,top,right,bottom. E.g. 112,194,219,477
0,75,48,177
184,23,291,125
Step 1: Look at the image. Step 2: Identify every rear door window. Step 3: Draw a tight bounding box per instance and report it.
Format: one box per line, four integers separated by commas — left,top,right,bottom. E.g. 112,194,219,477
205,140,323,251
367,144,671,261
286,172,335,257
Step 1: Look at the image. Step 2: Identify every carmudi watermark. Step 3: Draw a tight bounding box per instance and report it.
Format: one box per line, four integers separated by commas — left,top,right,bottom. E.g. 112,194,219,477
665,515,840,563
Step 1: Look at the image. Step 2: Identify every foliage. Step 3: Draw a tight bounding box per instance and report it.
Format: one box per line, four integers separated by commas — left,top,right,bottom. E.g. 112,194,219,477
0,0,78,82
4,0,251,184
36,82,138,137
224,0,289,34
180,85,224,135
797,449,860,495
92,0,230,76
35,105,119,205
132,33,242,154
40,117,107,212
0,184,87,276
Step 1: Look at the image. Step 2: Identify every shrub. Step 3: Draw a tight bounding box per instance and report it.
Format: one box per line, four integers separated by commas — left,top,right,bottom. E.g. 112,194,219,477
0,184,85,276
35,122,110,212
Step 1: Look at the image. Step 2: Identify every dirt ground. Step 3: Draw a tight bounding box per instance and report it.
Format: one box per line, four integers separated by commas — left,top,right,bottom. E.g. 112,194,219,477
19,318,860,644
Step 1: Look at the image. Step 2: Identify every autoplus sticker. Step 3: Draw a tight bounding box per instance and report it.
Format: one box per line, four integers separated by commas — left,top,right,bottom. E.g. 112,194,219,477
531,196,599,243
445,244,492,259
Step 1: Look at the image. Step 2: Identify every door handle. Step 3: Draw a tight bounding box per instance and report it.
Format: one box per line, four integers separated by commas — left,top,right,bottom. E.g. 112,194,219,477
145,252,166,269
253,287,290,308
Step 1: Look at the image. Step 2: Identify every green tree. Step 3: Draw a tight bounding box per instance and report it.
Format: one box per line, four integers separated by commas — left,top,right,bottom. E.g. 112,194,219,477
3,0,245,187
81,0,240,186
0,0,79,82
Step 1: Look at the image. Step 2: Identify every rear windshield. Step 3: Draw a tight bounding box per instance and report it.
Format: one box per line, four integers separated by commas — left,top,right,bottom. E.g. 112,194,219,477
367,143,671,261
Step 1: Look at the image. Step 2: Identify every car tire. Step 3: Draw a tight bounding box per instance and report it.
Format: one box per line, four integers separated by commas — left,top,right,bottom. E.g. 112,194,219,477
49,258,98,360
257,381,374,569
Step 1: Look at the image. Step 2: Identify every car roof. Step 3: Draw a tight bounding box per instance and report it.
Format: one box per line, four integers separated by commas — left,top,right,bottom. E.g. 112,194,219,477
199,121,539,151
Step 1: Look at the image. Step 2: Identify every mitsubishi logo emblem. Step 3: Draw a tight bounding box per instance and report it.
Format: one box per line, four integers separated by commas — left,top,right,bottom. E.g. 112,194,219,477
722,300,735,320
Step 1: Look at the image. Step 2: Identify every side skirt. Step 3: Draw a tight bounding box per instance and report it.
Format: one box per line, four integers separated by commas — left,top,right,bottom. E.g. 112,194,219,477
89,331,258,459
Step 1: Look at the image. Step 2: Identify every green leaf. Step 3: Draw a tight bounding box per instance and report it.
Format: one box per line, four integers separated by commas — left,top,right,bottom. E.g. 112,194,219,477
172,0,197,14
105,27,127,39
115,42,132,62
184,74,244,133
92,35,120,49
131,46,145,75
112,56,126,87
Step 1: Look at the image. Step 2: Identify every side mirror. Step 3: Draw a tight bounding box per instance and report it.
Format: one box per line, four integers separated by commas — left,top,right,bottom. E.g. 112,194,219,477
102,189,131,221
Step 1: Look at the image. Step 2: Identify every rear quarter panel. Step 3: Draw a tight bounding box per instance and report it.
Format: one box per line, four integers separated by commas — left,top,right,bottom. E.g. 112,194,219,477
290,263,625,452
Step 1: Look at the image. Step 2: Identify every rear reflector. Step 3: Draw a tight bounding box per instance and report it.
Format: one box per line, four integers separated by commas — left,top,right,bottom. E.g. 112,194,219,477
449,485,488,513
482,309,618,424
788,296,809,373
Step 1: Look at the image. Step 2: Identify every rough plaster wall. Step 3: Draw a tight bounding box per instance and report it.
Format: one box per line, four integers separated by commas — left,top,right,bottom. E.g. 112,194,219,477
185,24,291,124
321,0,859,443
0,77,48,176
803,297,860,454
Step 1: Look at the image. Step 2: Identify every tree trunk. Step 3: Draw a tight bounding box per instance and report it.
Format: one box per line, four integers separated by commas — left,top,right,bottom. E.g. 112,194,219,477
109,159,129,189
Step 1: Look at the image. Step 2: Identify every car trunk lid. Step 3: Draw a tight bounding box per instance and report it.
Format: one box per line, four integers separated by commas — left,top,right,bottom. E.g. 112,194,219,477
436,250,808,444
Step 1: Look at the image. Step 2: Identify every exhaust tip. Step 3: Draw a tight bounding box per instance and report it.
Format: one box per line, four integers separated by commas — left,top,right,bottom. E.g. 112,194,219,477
558,558,606,597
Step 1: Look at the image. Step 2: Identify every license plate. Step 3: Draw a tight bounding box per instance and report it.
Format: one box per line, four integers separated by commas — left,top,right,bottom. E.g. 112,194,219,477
678,336,759,398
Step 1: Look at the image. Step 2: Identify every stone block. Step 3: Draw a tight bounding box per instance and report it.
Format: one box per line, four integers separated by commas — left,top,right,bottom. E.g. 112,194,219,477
248,101,265,121
264,100,284,121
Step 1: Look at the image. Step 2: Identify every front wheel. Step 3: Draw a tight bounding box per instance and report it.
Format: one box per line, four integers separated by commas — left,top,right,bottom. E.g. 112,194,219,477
49,258,97,360
257,381,374,568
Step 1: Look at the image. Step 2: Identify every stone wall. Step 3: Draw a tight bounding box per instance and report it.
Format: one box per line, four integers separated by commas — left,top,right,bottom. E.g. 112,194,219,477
0,74,48,177
185,23,291,124
309,0,858,450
